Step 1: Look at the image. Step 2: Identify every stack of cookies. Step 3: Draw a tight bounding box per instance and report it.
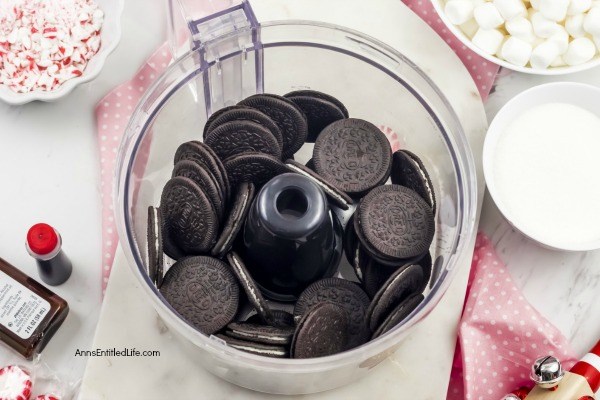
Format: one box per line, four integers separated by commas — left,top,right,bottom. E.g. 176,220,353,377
146,90,437,359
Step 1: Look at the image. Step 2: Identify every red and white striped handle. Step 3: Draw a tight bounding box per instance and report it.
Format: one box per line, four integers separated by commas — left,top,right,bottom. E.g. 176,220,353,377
570,340,600,394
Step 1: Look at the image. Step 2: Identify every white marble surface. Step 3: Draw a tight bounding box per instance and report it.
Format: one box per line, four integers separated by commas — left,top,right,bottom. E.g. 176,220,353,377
79,0,488,398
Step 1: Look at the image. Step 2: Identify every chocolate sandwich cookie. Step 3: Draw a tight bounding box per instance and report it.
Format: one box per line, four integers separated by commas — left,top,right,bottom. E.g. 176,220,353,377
202,105,242,139
204,106,283,150
371,293,423,340
172,160,225,220
352,206,411,267
305,158,315,171
430,255,443,290
360,252,430,298
284,90,349,118
227,252,274,325
285,96,346,142
294,278,370,348
225,322,294,345
146,206,163,287
313,118,392,195
223,152,287,187
161,212,186,261
174,141,230,203
215,334,289,358
212,182,255,258
343,215,358,266
291,303,349,358
284,159,352,210
246,310,294,328
160,256,239,335
205,121,282,160
361,256,395,298
391,150,436,213
366,264,424,331
356,185,435,260
342,216,369,283
417,251,432,293
160,176,219,254
238,94,308,159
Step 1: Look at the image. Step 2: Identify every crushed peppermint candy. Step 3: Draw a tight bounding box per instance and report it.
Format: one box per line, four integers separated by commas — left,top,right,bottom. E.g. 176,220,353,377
0,0,104,94
0,365,32,400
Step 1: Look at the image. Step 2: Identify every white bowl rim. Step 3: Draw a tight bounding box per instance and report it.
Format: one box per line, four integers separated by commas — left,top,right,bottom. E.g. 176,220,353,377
483,81,600,251
0,0,125,105
430,0,600,76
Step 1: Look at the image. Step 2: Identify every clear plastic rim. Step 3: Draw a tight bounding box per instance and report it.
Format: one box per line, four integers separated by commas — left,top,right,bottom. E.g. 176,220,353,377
115,20,477,372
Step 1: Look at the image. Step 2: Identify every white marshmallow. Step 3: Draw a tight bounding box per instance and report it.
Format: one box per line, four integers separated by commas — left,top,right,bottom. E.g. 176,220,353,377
539,0,570,21
531,11,563,37
460,18,480,38
568,0,592,15
472,28,506,54
564,37,597,64
496,35,510,56
530,40,562,68
473,3,504,29
501,36,534,65
493,0,528,20
506,16,537,42
584,7,600,36
594,35,600,49
445,0,476,25
530,0,541,10
548,26,570,53
528,6,538,18
566,14,587,37
474,3,505,28
550,55,567,66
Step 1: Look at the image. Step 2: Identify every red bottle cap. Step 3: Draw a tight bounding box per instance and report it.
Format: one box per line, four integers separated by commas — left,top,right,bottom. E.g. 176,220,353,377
27,223,59,255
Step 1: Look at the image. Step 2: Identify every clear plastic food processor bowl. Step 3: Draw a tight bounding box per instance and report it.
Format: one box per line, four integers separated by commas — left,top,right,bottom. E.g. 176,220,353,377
114,0,477,394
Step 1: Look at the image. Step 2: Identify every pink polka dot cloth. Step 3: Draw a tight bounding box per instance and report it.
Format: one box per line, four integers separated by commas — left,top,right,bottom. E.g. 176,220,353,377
95,43,172,295
446,233,578,400
404,0,499,101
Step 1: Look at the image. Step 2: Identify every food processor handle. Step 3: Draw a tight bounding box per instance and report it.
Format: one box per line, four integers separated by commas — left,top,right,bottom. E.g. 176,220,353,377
166,0,263,115
166,0,260,59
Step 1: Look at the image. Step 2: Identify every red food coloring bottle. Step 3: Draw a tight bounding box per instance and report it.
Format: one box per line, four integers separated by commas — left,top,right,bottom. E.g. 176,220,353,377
26,223,72,286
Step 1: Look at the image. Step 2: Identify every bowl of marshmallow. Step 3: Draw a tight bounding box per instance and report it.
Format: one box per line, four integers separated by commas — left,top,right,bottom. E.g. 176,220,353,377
0,0,124,105
431,0,600,74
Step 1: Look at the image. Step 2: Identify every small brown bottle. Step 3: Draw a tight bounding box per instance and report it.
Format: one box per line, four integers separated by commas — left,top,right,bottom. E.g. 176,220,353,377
0,257,69,359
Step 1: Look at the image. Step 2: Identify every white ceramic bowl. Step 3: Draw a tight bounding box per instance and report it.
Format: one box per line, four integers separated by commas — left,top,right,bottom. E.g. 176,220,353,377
0,0,124,105
430,0,600,75
483,82,600,251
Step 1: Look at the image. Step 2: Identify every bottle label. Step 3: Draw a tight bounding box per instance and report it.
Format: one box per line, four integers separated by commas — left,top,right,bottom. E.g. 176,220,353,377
0,271,51,339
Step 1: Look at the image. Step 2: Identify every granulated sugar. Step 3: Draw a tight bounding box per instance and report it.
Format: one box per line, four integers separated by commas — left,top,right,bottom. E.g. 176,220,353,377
0,0,103,93
494,102,600,248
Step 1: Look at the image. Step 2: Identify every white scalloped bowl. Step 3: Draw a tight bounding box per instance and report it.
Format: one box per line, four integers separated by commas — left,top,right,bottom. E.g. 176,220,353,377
431,0,600,75
0,0,124,105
